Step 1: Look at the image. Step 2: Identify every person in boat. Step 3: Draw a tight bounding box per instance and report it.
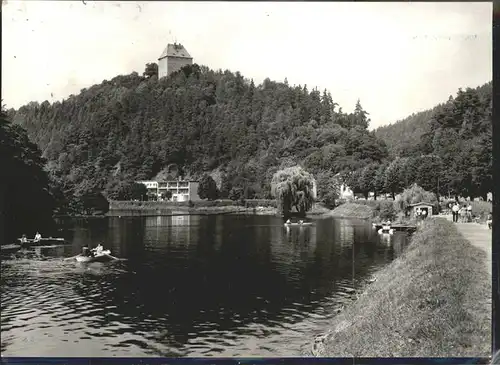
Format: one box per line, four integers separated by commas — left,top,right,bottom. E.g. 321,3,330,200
94,243,104,255
82,245,94,257
299,220,304,225
286,219,291,224
34,232,42,242
20,234,28,244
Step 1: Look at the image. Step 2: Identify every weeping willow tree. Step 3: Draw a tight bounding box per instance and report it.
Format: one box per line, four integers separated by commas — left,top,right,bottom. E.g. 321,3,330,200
271,165,316,217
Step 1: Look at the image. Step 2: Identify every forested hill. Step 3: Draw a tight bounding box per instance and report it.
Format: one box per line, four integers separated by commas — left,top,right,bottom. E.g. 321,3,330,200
8,64,388,206
373,82,492,158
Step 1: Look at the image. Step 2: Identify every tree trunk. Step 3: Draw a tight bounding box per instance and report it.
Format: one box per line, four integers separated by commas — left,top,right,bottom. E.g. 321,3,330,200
391,191,395,200
374,192,377,201
434,191,440,213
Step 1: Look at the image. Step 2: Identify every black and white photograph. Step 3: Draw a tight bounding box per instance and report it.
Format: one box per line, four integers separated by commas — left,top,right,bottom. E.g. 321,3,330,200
0,1,493,359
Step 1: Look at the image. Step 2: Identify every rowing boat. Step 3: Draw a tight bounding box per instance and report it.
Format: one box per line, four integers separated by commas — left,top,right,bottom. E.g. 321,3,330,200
378,228,394,235
1,244,22,255
18,237,66,246
75,250,112,263
284,222,314,226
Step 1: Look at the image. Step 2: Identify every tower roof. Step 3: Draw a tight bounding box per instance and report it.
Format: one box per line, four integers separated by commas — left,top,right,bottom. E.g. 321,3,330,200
158,43,192,60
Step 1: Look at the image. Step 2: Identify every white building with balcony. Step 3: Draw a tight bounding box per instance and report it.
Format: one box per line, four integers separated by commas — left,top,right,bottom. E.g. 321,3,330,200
136,179,200,202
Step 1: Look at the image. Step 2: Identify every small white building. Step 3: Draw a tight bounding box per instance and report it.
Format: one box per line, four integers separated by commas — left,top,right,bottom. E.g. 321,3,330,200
333,174,354,199
137,181,159,195
136,179,200,202
312,179,317,199
158,43,193,79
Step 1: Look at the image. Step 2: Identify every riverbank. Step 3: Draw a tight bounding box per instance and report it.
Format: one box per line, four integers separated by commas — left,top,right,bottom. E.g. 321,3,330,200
310,218,491,357
107,200,331,217
323,203,374,219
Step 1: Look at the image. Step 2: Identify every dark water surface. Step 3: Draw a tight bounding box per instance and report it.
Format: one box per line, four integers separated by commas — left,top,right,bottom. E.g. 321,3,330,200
1,215,407,357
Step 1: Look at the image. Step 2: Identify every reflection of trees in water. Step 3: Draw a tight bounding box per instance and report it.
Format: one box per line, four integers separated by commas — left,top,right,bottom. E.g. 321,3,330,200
105,217,145,257
337,219,355,249
139,216,197,251
274,226,316,263
62,215,408,352
389,232,408,258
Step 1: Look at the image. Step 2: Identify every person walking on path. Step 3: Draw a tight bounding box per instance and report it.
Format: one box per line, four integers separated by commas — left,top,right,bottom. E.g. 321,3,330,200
467,203,472,222
459,205,467,223
452,202,460,223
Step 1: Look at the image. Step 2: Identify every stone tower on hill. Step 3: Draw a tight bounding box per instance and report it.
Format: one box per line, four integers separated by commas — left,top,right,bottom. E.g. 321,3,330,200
158,43,193,79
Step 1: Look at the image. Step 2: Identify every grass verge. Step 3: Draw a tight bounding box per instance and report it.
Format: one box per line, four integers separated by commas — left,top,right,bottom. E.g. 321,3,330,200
325,203,374,219
312,218,491,357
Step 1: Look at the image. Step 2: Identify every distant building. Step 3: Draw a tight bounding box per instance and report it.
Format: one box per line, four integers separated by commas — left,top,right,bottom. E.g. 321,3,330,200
158,180,200,202
312,179,317,199
334,173,354,199
137,181,158,195
158,43,193,79
409,202,434,218
136,179,200,202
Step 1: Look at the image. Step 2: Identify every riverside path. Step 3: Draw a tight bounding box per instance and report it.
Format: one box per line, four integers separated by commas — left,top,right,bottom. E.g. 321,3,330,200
439,214,492,275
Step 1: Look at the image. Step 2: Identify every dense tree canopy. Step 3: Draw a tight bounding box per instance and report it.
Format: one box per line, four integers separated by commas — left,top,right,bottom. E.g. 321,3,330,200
0,108,56,244
9,64,388,211
366,82,492,201
198,174,218,200
7,64,491,215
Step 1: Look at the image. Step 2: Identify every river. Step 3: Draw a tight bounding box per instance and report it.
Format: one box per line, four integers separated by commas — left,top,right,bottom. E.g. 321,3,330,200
1,214,408,357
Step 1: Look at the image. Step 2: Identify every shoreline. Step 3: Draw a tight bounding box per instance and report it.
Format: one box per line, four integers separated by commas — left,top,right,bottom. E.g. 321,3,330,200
105,201,332,217
323,202,374,219
55,202,378,219
308,218,491,357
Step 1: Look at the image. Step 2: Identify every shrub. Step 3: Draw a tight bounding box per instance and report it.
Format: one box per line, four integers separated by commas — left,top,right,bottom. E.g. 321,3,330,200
471,201,492,221
379,200,396,221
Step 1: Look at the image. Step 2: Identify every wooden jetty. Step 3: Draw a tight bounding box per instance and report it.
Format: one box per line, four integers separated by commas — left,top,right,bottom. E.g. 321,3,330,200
371,223,417,233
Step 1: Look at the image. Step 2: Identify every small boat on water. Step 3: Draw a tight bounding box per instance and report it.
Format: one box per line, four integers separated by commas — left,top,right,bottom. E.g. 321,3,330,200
284,222,314,227
75,250,112,263
1,244,22,255
378,224,394,235
18,237,66,246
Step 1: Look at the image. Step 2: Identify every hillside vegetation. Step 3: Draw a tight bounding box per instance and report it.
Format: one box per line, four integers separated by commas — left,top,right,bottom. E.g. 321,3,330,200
374,82,492,159
6,64,492,216
356,82,492,201
8,64,388,212
0,109,56,244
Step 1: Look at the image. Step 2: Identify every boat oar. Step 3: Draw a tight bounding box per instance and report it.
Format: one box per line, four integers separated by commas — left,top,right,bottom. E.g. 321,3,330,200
105,253,126,261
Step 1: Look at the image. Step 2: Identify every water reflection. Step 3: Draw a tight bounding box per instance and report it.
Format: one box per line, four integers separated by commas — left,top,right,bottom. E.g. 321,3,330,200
1,215,408,357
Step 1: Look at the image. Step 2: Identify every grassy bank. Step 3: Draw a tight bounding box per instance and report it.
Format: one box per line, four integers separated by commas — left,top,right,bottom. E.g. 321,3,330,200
108,199,331,217
109,199,277,210
312,218,491,357
325,203,374,219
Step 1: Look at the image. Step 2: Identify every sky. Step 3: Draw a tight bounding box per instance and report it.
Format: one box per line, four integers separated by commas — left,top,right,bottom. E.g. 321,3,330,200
1,1,492,129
